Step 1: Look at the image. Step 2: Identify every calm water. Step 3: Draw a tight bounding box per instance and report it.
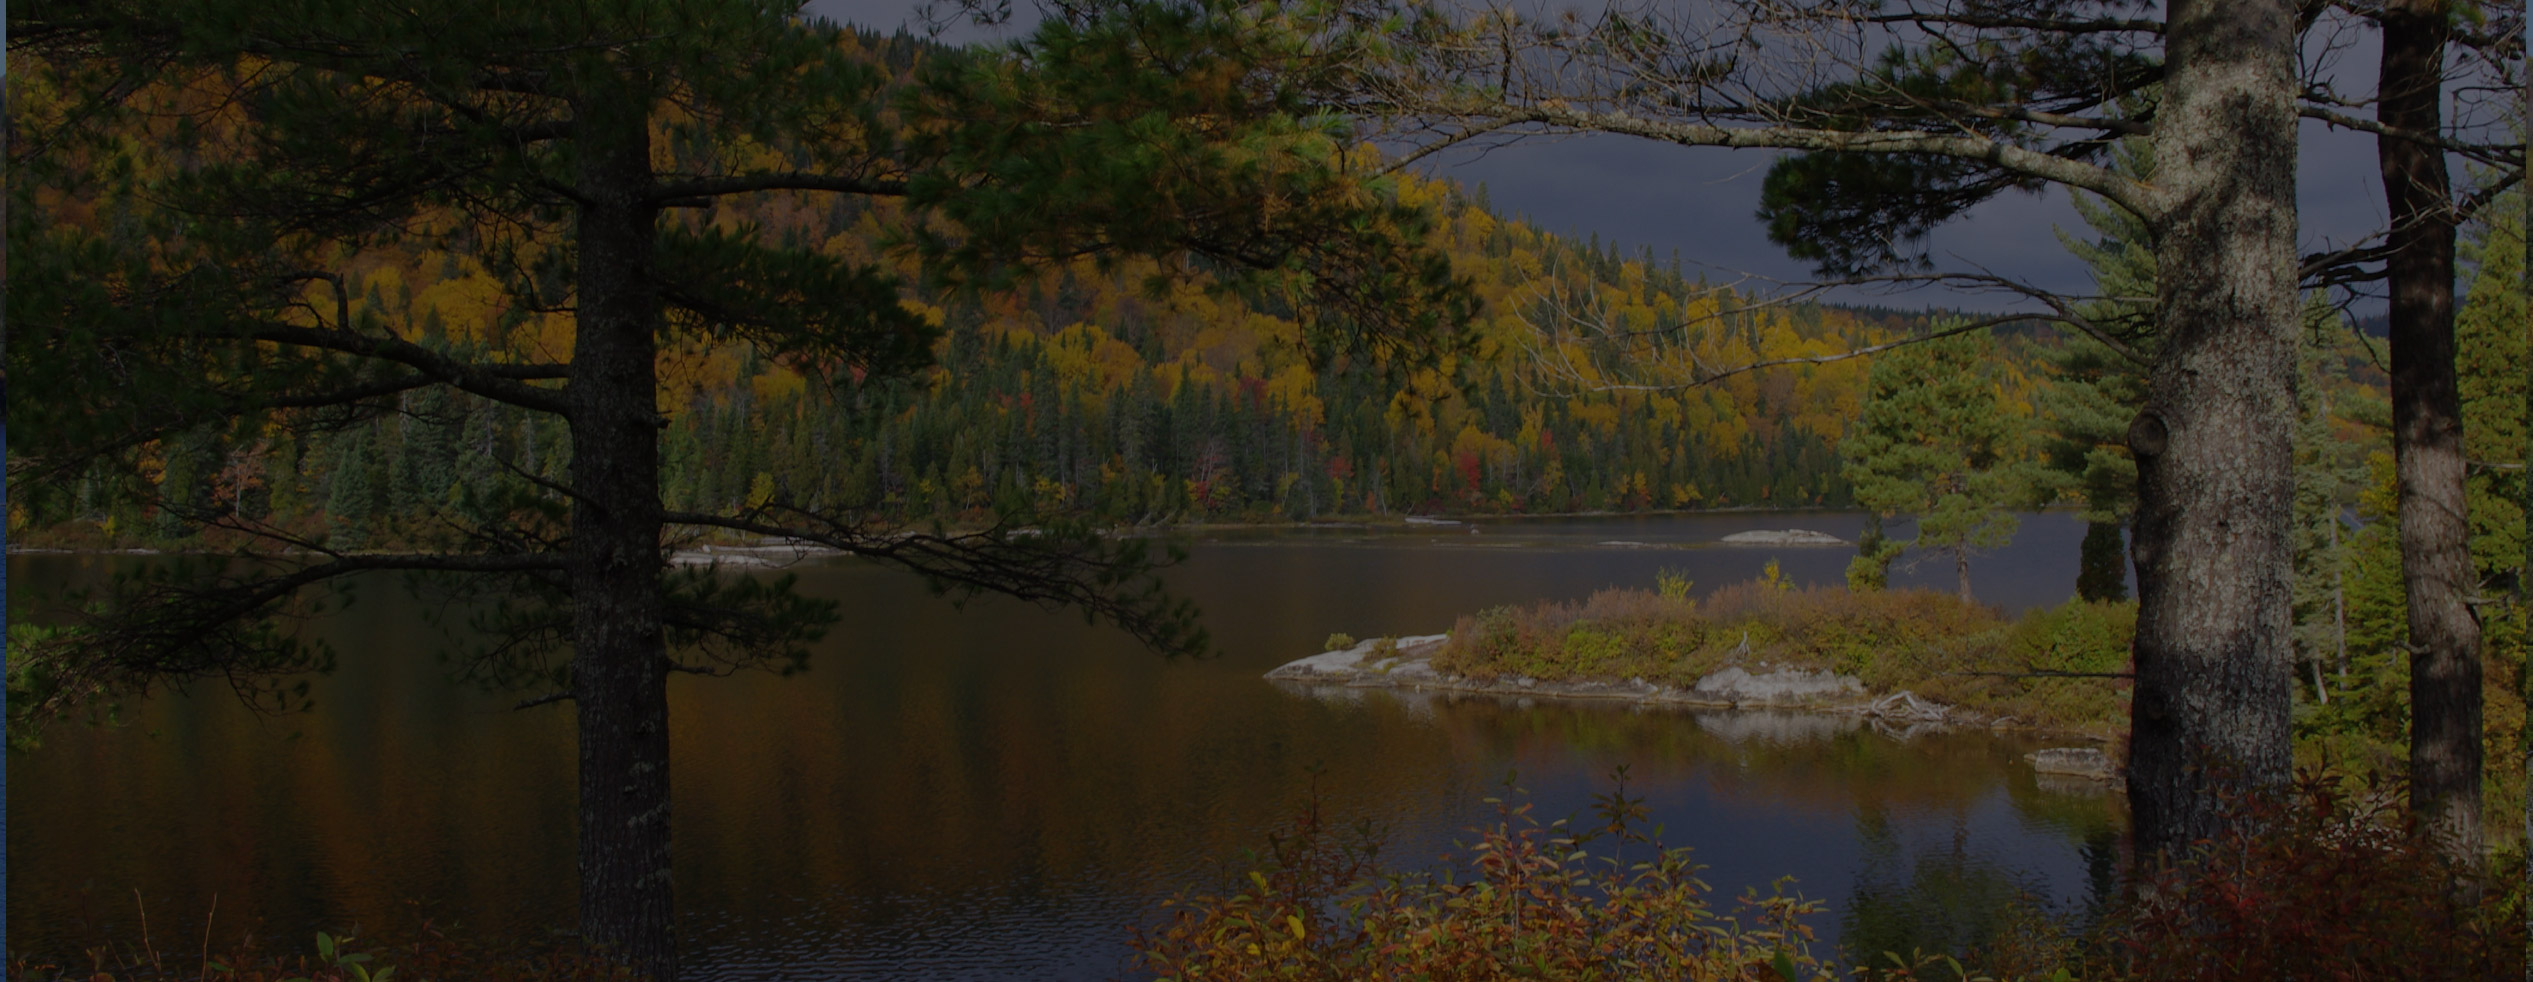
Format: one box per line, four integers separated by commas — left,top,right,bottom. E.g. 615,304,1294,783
11,511,2125,978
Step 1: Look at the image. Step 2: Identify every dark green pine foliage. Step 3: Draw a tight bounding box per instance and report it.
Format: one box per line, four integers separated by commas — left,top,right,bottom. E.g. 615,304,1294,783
392,386,464,519
2458,188,2526,598
324,425,389,550
2452,187,2526,715
2287,320,2368,698
2040,134,2373,684
1757,32,2159,277
1840,327,2033,600
2036,137,2155,602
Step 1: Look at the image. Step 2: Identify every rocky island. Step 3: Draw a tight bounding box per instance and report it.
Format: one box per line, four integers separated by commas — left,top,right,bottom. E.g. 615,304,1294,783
1716,529,1849,546
1272,633,1938,717
1268,626,2125,784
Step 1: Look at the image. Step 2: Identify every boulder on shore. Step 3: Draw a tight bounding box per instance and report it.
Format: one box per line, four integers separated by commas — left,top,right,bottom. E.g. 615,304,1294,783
1264,634,1451,682
1691,665,1865,706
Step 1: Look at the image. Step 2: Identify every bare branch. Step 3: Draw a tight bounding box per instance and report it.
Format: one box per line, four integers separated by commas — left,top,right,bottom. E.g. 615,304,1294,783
1472,106,2162,218
661,508,1205,655
649,173,908,201
1855,11,2166,35
241,323,573,415
2297,103,2525,164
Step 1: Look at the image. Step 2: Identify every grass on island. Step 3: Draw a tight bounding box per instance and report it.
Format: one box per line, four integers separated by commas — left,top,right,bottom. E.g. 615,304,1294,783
1431,567,2137,735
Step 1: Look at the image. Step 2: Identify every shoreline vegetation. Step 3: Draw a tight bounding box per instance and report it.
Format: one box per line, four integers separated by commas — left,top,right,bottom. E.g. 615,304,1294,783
1274,569,2142,750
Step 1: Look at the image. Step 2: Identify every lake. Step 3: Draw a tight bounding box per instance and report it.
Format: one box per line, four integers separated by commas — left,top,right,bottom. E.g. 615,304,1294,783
9,511,2127,979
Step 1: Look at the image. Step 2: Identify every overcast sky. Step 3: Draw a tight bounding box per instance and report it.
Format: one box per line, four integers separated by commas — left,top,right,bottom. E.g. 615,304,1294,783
808,0,2427,314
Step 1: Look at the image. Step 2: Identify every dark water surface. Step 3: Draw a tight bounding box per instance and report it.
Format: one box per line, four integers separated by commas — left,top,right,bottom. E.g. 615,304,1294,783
11,512,2124,979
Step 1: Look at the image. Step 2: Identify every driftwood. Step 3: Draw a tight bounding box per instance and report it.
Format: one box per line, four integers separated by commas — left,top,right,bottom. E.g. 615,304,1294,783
1865,690,1951,723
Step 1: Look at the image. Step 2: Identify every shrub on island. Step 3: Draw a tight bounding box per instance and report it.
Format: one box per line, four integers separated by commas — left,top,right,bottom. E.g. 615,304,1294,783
1433,579,2138,733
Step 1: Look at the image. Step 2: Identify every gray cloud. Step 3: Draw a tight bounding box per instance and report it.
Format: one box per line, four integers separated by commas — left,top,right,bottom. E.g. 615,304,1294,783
806,0,2436,315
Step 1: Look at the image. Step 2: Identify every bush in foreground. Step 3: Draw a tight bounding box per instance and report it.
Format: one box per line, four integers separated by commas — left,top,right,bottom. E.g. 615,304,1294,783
2070,770,2523,981
1144,768,2524,982
1129,774,1978,981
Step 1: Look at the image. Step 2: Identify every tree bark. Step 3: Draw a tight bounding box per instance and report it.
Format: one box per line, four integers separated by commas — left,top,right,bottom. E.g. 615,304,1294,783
2379,0,2484,865
569,91,678,981
2125,0,2301,862
1956,544,1973,601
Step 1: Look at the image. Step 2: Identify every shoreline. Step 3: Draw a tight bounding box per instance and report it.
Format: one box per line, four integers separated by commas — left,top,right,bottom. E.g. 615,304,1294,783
13,505,2100,555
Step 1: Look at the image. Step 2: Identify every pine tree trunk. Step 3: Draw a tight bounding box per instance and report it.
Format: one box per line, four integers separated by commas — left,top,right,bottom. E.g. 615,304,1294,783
2519,46,2529,976
569,93,678,981
1956,544,1972,602
2380,0,2484,864
2125,0,2301,862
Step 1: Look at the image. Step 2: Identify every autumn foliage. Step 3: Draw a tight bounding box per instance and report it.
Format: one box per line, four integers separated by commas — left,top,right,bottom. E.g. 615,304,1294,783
2068,770,2524,982
10,21,1977,548
1131,775,1852,981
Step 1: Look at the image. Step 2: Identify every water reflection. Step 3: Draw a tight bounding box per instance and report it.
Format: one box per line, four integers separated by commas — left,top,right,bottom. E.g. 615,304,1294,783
11,513,2120,979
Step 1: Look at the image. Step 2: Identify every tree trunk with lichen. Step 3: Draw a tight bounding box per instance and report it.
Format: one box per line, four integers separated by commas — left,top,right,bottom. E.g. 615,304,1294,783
2123,0,2302,862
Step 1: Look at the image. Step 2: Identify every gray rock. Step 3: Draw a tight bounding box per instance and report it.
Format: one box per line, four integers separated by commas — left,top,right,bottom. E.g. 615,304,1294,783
1690,666,1866,706
1264,634,1449,681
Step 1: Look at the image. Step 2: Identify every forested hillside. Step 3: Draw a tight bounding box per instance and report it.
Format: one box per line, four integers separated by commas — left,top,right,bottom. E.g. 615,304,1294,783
649,179,1938,526
16,26,1985,545
71,183,1937,547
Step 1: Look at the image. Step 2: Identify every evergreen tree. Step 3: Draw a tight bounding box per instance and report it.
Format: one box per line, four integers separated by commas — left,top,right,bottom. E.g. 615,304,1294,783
391,387,463,521
2459,189,2527,599
2454,187,2527,774
324,425,387,550
9,3,1470,977
2038,139,2155,602
1840,328,2032,600
2289,316,2365,702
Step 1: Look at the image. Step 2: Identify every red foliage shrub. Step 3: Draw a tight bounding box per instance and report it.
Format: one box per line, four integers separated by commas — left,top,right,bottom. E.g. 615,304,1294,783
2077,769,2524,982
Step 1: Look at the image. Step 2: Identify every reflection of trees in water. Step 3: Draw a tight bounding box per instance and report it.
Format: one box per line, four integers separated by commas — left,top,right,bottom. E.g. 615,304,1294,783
1838,802,2040,971
2078,828,2120,918
1835,797,2125,975
1414,695,2070,813
1407,693,2131,974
